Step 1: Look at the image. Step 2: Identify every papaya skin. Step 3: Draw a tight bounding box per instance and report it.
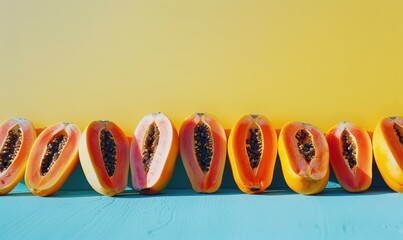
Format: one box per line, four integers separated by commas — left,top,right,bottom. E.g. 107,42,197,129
0,118,36,195
130,112,179,194
25,122,80,197
326,122,372,192
228,114,277,194
278,122,329,195
80,121,129,196
179,113,227,193
372,116,403,192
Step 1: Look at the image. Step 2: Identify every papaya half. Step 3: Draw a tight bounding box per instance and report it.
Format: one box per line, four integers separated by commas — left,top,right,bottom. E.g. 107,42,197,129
278,122,329,194
25,122,80,196
179,113,226,193
372,116,403,192
80,120,129,196
0,118,36,195
228,114,277,194
326,122,372,192
130,112,178,194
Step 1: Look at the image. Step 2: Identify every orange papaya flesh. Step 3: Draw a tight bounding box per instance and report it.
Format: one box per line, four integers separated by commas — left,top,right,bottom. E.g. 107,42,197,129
326,122,372,192
130,112,178,194
228,114,277,194
373,116,403,192
278,122,329,195
179,113,227,193
0,118,36,195
79,120,129,196
25,122,80,196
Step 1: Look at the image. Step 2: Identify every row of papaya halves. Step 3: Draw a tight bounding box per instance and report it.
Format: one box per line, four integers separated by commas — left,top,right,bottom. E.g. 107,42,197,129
0,113,402,196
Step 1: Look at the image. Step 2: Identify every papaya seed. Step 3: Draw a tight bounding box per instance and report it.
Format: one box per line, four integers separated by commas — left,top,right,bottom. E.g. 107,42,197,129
41,134,68,176
295,129,315,162
194,123,213,172
246,127,263,169
142,123,160,173
341,130,357,169
393,124,403,146
100,129,117,177
0,128,22,172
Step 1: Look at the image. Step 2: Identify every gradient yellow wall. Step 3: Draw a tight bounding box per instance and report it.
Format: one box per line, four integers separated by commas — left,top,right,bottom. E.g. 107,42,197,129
1,1,402,134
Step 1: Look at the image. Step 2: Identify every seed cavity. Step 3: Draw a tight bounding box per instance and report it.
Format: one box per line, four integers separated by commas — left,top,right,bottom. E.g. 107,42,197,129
246,127,263,170
341,129,357,169
393,123,403,146
194,123,213,172
100,128,117,177
142,123,160,172
295,129,315,162
41,132,68,176
0,127,22,173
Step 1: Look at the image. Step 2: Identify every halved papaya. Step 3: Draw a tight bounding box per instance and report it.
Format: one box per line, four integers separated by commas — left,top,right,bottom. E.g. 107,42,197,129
80,120,129,196
278,122,329,194
179,113,226,193
130,112,178,194
228,114,277,194
326,122,372,192
0,118,36,195
373,116,403,192
25,122,80,196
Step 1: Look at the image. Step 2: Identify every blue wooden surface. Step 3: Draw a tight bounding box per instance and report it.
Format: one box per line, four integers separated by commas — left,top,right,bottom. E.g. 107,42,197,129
1,157,403,239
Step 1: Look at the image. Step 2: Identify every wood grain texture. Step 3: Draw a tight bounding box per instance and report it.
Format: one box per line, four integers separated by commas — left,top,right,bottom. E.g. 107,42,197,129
4,153,394,239
2,183,403,239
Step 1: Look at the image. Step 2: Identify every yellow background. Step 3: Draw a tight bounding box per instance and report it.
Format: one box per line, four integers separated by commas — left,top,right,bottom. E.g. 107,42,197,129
1,1,402,134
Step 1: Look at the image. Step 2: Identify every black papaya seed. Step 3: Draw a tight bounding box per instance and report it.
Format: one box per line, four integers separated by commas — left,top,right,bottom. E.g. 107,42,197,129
194,123,213,172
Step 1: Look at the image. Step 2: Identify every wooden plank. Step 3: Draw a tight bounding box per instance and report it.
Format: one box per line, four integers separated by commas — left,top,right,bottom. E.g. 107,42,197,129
2,184,403,239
